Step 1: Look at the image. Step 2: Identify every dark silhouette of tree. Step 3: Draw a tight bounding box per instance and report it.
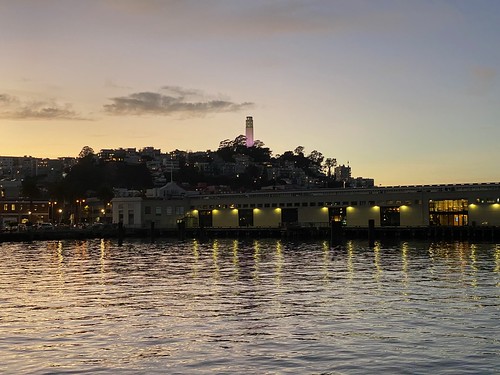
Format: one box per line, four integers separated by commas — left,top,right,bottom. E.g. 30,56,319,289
96,184,114,204
78,146,95,159
294,146,305,156
253,140,265,148
323,158,337,177
21,176,41,200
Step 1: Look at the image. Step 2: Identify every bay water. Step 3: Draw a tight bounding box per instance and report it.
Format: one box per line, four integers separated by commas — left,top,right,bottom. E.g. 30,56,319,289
1,238,499,374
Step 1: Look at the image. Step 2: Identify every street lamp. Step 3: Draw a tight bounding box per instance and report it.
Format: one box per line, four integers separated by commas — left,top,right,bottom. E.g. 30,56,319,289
49,201,57,223
75,199,86,225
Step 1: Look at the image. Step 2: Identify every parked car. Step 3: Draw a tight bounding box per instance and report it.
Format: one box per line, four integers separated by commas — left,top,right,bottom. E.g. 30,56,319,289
37,222,54,230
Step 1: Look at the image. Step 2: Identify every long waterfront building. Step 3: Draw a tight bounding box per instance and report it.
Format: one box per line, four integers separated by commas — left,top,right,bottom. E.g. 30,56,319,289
112,182,500,230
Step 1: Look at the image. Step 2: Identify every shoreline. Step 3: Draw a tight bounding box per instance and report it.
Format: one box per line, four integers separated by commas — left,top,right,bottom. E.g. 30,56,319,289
1,225,499,243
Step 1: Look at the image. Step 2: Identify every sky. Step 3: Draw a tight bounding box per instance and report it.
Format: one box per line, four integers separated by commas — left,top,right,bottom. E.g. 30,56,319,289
1,0,499,186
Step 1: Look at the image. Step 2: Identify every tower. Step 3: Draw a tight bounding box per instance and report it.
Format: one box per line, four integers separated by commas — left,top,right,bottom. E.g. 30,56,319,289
245,116,254,147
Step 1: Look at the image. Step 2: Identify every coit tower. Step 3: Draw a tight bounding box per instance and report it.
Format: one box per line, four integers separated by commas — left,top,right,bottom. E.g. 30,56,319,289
245,116,254,147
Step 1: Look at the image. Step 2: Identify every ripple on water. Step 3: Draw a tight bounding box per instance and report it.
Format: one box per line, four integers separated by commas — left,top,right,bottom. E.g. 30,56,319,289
0,239,499,374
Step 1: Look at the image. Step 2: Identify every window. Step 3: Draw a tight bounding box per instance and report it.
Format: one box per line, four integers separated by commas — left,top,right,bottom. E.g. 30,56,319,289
429,199,468,226
380,207,400,226
329,207,345,223
175,206,184,215
128,210,134,225
155,207,162,216
166,206,173,215
145,206,151,214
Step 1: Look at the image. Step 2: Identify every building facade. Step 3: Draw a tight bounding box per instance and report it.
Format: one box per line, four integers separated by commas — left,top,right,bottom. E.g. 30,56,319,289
0,200,50,226
112,183,500,230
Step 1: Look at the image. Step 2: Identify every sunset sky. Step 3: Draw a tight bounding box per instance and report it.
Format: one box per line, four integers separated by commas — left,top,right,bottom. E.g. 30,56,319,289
1,0,499,185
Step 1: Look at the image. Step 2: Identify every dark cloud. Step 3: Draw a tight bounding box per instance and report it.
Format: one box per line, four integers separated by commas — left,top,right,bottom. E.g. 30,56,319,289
0,93,86,120
104,88,254,116
0,94,13,102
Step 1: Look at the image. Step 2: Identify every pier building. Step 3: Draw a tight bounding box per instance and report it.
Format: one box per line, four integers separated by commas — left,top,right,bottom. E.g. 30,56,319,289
112,182,500,231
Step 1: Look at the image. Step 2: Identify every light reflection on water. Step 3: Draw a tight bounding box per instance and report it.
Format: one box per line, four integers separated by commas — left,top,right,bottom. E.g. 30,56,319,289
0,239,499,374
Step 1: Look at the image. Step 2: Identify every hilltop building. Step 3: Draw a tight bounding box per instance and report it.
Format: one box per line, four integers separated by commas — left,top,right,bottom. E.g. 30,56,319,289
245,116,254,147
335,164,351,184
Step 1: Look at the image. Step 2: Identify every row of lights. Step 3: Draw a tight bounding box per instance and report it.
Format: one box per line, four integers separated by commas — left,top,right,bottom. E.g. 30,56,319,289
193,201,500,214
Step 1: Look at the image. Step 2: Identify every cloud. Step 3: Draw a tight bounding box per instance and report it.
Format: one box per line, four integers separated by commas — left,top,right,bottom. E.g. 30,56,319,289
0,93,86,120
104,87,254,117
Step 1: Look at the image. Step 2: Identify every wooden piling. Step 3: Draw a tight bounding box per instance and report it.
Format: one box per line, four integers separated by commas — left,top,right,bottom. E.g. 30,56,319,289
368,219,375,247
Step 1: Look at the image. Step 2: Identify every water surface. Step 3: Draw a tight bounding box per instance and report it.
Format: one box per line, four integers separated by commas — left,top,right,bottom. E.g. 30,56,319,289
1,239,499,374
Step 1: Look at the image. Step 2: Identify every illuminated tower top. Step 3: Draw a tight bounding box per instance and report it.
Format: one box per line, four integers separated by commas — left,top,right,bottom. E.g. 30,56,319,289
245,116,254,147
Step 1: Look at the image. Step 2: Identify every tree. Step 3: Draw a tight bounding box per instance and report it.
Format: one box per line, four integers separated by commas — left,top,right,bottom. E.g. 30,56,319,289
96,184,114,204
21,176,41,200
323,158,337,177
308,150,324,165
78,146,95,159
294,146,305,156
233,135,247,151
218,139,232,150
253,140,265,148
